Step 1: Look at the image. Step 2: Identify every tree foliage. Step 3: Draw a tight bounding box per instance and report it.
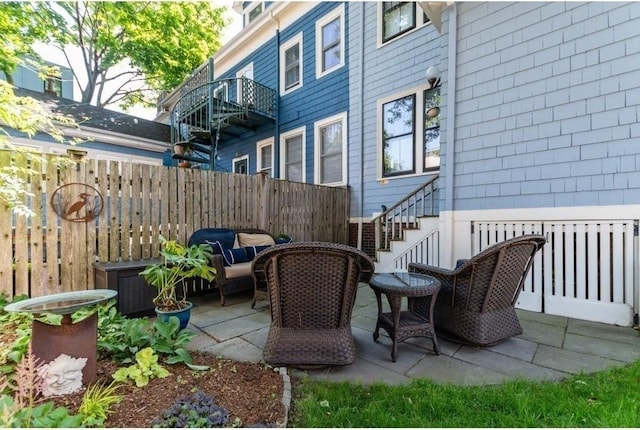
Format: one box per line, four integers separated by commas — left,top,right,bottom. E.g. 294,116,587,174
0,2,78,216
0,2,63,85
43,1,227,110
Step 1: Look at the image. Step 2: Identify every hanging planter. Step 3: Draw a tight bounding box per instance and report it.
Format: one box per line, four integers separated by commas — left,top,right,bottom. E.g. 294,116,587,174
173,144,185,155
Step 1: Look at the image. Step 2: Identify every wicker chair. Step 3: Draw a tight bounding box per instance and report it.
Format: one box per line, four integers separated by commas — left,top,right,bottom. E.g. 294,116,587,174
253,242,374,368
408,234,546,347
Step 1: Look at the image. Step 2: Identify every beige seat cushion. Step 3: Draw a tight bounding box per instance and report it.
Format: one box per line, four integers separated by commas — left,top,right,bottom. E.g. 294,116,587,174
224,261,253,279
237,232,275,247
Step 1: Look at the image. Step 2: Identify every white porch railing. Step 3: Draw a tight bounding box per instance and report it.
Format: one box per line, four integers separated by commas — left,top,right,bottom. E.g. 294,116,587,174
472,220,637,326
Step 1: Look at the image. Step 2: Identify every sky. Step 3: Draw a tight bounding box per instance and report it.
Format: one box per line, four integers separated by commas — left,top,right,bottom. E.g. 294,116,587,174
33,1,242,121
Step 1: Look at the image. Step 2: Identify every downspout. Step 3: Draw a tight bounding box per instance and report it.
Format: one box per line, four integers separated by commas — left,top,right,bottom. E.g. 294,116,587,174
270,11,280,177
208,57,216,171
357,1,365,249
444,3,457,266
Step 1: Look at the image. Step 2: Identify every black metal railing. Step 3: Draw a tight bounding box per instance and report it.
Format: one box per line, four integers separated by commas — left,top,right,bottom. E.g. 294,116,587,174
170,78,276,145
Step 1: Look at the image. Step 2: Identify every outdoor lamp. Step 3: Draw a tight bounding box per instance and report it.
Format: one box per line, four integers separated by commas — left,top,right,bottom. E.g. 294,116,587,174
426,65,441,89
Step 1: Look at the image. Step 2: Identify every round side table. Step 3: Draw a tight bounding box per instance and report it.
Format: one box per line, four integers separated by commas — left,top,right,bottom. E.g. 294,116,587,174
369,272,441,362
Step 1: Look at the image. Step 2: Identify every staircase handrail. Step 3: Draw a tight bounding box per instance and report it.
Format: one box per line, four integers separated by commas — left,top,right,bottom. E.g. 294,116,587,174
372,176,439,251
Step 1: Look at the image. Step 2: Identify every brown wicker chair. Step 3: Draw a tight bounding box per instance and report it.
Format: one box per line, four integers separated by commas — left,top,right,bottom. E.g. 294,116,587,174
408,234,546,347
253,242,374,368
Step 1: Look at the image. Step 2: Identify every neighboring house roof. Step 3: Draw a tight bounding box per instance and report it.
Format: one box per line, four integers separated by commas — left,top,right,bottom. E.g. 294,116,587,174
15,88,170,144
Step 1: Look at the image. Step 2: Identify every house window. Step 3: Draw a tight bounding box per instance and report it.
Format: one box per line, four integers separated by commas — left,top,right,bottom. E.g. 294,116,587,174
257,138,274,177
382,94,415,177
246,2,263,25
379,2,430,46
44,76,62,97
281,127,305,182
214,81,229,101
314,113,347,186
379,89,440,179
316,4,345,78
233,154,249,175
382,2,415,42
280,33,303,94
423,87,440,171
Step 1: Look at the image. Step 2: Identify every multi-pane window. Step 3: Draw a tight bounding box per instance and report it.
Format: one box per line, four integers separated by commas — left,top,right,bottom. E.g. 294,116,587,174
321,18,340,72
280,34,302,93
284,44,300,89
315,113,346,185
247,2,263,24
316,5,344,77
382,2,416,42
382,95,415,176
379,89,440,178
257,139,273,177
423,87,441,171
283,132,304,182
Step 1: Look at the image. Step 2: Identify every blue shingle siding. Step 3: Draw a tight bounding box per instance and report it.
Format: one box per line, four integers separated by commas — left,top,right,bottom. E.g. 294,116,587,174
349,1,442,218
216,2,348,183
449,1,640,212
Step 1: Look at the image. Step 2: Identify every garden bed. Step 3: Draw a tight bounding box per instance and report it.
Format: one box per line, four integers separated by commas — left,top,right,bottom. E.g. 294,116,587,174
52,351,286,427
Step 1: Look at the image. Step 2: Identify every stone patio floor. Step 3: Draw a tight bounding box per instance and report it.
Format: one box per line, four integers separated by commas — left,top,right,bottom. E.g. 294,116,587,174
186,284,640,386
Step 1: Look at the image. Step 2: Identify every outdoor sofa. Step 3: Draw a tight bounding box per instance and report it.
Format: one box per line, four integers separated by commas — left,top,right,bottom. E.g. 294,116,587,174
188,227,290,306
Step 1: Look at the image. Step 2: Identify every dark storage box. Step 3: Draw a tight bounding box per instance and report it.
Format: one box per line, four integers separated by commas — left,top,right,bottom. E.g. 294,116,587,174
93,259,161,317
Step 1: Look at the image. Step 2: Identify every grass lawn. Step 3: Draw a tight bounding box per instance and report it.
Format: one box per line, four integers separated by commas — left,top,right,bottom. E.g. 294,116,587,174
289,359,640,427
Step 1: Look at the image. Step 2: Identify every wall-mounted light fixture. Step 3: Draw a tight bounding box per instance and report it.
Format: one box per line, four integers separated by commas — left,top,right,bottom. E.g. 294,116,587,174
426,65,441,89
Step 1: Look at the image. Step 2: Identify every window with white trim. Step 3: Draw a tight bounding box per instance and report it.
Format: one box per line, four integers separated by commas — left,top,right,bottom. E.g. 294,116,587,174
233,154,249,175
315,4,345,78
245,2,264,26
256,138,274,177
382,94,415,176
378,2,430,46
314,113,347,186
280,33,303,94
214,81,229,101
280,127,305,182
379,88,440,178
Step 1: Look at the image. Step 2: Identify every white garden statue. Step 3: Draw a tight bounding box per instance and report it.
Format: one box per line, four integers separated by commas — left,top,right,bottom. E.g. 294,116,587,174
38,354,87,397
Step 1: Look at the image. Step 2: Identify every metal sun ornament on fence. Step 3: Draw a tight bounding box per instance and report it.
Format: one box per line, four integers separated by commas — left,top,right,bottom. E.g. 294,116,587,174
50,183,104,222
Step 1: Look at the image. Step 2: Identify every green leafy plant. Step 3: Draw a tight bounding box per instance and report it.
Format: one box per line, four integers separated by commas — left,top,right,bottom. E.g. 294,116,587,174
78,380,122,427
151,316,208,371
0,345,81,428
112,347,170,387
98,316,154,364
139,235,216,311
0,294,33,380
152,391,229,428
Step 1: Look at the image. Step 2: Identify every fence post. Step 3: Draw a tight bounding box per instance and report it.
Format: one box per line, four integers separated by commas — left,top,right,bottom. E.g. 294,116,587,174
257,171,269,231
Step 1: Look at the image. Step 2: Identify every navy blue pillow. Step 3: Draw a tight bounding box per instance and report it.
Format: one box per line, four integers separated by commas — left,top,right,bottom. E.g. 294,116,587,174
205,240,225,255
221,247,249,266
190,228,236,249
206,240,249,266
275,236,292,244
245,245,271,260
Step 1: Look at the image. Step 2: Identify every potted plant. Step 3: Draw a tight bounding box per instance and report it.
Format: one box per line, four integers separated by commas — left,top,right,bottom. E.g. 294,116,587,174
139,235,216,329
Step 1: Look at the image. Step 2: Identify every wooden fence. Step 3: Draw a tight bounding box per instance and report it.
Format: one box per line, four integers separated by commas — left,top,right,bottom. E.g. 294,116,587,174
0,152,350,300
